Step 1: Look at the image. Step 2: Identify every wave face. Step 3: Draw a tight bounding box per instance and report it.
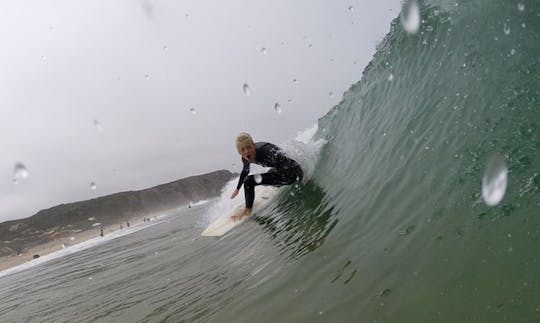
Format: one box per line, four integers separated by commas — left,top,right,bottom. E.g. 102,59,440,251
224,1,540,321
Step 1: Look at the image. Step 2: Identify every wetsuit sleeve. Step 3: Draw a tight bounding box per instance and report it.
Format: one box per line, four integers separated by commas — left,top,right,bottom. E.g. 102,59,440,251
236,158,250,189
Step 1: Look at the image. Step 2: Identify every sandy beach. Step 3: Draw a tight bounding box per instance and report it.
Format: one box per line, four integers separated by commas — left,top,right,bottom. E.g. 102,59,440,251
0,216,158,273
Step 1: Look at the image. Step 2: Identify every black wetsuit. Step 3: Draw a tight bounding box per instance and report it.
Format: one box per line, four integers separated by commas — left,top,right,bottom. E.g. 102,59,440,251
236,142,303,208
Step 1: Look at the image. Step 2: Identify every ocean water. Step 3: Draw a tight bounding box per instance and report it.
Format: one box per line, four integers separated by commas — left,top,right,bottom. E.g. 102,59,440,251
1,0,540,322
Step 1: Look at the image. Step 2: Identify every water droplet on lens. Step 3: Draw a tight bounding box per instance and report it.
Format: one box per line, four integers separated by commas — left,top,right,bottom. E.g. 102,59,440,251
90,182,97,190
189,108,197,115
40,55,46,60
243,83,251,96
13,162,29,183
510,48,516,55
274,103,282,114
308,44,313,48
288,98,292,103
348,5,354,12
254,174,262,184
144,74,150,80
388,74,394,81
433,10,439,16
426,25,433,32
163,45,168,51
517,3,525,11
261,47,267,55
482,153,508,206
378,288,392,297
503,23,510,35
400,1,421,34
293,79,298,84
329,91,334,97
93,119,104,132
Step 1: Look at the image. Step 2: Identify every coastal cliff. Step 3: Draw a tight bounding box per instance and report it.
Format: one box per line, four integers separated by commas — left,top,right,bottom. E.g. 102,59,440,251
0,170,235,257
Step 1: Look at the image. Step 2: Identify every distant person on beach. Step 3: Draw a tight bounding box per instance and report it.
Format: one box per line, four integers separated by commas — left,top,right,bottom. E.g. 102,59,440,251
230,132,303,221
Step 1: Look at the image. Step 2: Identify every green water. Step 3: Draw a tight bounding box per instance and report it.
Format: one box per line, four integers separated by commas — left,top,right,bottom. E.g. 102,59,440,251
219,0,540,321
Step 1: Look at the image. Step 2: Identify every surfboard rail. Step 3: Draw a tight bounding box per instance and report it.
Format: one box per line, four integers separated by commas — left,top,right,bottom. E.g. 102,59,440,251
201,187,279,237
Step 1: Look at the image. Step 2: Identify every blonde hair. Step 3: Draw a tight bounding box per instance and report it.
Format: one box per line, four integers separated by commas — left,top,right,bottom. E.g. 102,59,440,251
236,132,254,146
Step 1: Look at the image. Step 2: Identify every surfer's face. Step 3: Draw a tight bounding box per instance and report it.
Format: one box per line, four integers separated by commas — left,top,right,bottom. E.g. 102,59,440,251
237,142,256,161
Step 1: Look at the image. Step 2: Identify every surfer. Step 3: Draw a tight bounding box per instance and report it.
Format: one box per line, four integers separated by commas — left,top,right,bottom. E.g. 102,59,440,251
230,132,303,221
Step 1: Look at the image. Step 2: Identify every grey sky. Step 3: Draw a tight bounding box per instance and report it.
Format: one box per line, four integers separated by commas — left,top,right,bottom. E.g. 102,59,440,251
0,0,401,221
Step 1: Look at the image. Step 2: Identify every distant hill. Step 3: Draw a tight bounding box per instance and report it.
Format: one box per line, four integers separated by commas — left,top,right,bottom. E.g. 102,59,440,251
0,170,236,257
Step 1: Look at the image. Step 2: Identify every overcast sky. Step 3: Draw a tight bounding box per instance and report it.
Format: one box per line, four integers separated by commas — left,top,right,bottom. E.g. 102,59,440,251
0,0,401,222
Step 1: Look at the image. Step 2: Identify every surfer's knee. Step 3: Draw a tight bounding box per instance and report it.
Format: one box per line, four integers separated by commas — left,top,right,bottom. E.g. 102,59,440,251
244,175,256,187
287,166,303,184
295,167,303,182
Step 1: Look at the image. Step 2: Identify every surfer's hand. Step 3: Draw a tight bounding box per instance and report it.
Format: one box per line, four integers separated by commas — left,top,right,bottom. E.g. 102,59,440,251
231,189,239,199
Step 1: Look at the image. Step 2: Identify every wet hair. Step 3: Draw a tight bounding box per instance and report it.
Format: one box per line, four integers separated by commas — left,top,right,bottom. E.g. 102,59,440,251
236,132,254,146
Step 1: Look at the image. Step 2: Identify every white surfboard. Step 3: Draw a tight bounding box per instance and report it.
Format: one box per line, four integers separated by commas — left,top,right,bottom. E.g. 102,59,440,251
201,186,278,237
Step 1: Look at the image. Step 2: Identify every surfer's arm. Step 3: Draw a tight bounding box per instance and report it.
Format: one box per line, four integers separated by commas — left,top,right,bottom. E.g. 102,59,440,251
236,159,250,188
232,159,250,198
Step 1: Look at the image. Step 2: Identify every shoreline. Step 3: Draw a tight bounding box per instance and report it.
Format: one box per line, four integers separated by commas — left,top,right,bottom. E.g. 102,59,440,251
0,215,161,273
